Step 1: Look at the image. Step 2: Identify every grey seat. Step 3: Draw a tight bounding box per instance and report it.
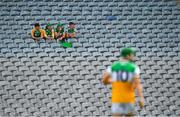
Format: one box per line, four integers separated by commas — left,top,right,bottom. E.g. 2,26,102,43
44,48,54,53
30,43,39,49
1,48,11,54
5,53,15,58
0,0,179,116
16,53,26,58
23,48,32,54
50,43,59,49
36,62,46,68
30,66,40,72
25,39,35,44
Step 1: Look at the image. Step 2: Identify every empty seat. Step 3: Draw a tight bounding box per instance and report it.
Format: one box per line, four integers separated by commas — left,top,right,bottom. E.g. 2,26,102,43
0,0,179,116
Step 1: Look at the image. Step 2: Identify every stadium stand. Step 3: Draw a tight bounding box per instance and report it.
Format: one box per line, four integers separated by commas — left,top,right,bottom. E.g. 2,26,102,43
0,0,180,116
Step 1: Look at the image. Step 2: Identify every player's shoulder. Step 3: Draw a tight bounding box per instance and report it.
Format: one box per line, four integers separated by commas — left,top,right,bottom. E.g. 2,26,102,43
31,28,35,31
111,61,125,70
130,61,139,69
39,29,45,31
127,61,139,70
111,61,121,67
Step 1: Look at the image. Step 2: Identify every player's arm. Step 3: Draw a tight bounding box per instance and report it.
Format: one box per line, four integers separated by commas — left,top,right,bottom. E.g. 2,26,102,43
62,32,65,38
133,75,145,109
73,32,76,37
42,29,47,38
31,29,35,39
54,31,58,38
52,30,55,39
73,29,77,37
102,72,112,85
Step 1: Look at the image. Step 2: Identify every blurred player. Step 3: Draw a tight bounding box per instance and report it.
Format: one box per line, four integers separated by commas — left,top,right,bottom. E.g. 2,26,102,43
44,23,55,41
65,22,76,38
102,48,144,117
55,23,65,42
31,23,46,42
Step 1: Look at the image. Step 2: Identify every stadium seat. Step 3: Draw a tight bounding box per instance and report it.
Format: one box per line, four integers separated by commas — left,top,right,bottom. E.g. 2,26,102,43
50,43,59,49
0,0,179,116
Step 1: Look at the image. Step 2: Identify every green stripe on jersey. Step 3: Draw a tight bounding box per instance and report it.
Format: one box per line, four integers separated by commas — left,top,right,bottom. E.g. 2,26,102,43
111,61,136,73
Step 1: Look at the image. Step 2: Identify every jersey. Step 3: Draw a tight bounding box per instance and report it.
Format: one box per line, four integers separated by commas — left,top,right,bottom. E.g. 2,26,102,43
45,29,52,36
107,60,140,103
45,29,54,38
34,30,41,37
55,28,64,35
31,29,44,38
68,28,76,33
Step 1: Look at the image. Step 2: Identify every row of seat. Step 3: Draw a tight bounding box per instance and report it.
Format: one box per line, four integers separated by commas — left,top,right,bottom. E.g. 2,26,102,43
0,0,180,116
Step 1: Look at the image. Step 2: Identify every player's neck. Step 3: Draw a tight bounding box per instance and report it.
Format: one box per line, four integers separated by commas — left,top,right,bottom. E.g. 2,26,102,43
120,57,129,62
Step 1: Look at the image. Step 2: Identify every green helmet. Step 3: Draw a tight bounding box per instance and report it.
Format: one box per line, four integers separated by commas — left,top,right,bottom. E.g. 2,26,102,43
57,23,63,27
46,23,52,27
120,48,135,57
